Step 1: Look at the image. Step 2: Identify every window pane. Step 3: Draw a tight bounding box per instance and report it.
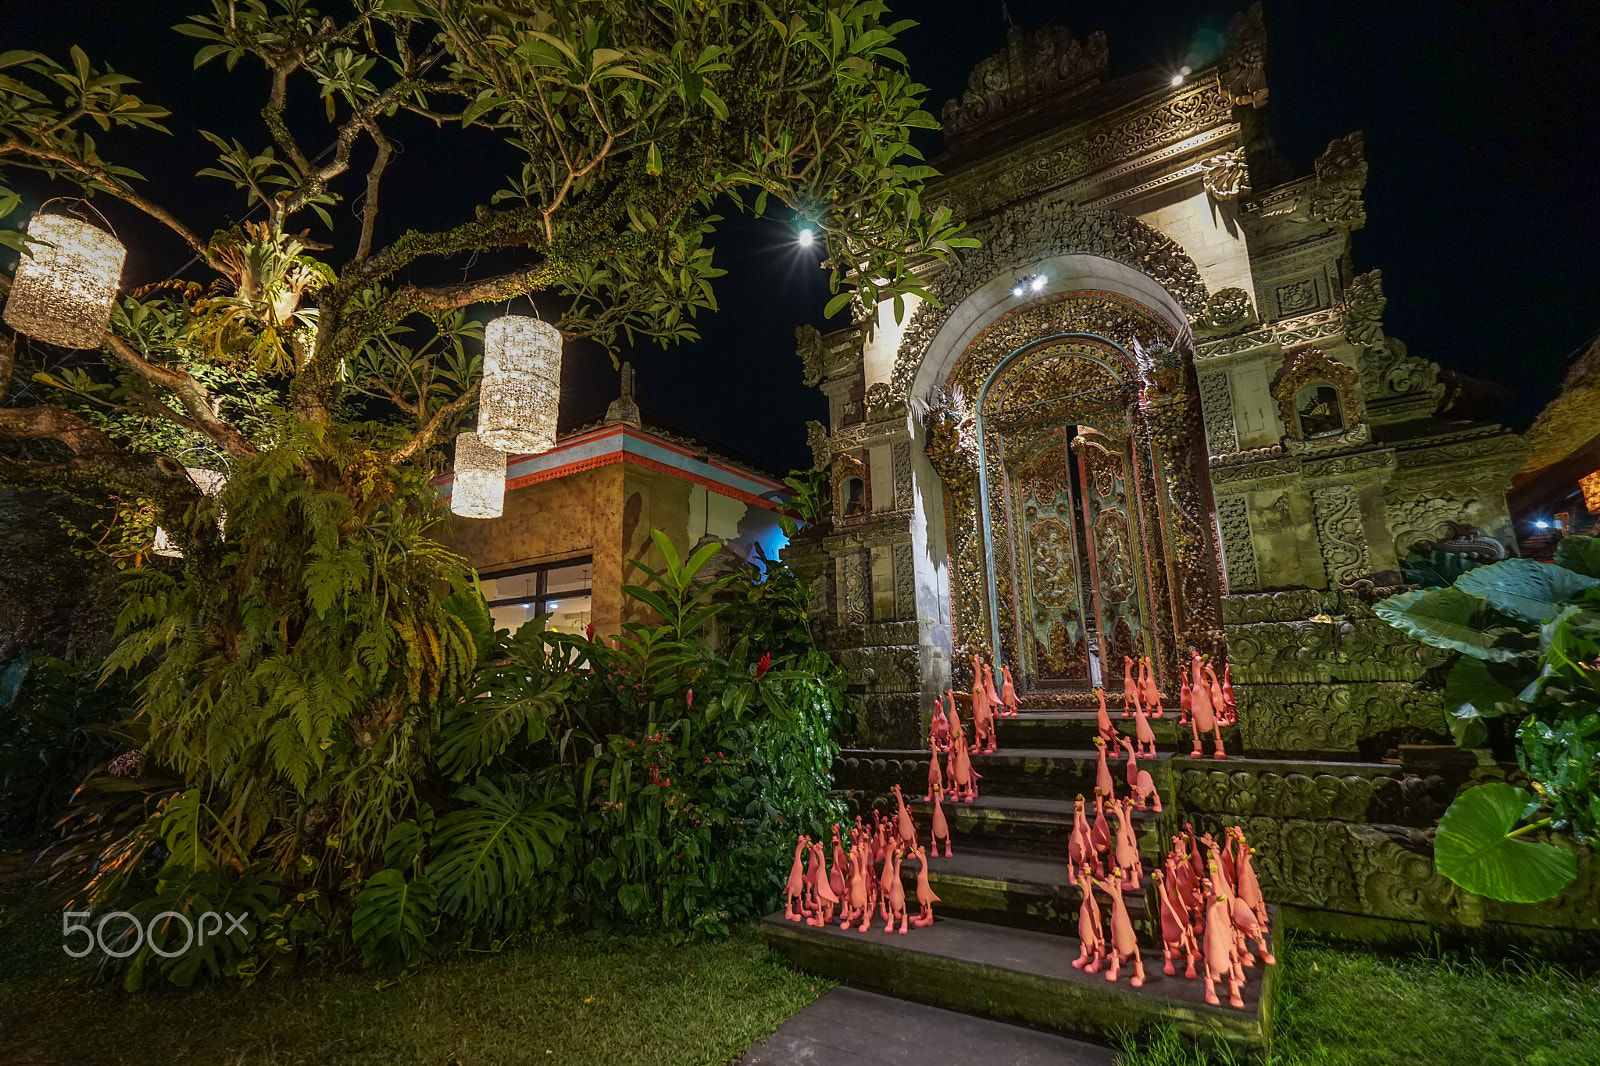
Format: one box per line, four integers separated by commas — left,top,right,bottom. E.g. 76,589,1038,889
544,561,592,594
489,600,541,635
483,570,540,604
543,593,592,635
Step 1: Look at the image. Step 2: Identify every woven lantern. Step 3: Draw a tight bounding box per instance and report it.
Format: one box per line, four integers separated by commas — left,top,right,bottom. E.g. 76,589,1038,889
477,315,561,454
3,213,126,349
452,431,507,519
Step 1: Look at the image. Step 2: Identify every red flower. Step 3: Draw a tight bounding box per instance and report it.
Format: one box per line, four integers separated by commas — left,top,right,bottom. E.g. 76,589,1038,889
686,688,694,708
754,651,772,679
585,622,595,641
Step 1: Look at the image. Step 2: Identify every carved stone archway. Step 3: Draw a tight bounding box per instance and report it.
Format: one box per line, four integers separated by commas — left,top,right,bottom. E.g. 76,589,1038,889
891,200,1210,401
922,290,1225,698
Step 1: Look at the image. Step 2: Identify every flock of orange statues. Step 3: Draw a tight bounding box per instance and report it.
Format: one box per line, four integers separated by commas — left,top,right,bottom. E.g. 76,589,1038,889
783,649,1270,1010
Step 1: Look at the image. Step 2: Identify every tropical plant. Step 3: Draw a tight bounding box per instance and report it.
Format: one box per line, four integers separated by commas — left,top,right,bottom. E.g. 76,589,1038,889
1376,543,1600,902
1,1,961,973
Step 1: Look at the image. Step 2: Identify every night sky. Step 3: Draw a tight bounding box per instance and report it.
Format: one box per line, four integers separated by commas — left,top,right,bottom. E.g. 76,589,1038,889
9,1,1600,475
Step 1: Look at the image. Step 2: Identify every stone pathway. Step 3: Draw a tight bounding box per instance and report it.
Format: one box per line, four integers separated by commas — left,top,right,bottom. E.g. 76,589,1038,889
739,986,1118,1066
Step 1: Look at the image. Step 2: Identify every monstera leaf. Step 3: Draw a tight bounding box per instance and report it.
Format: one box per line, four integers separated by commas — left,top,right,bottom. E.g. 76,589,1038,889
1402,550,1485,589
426,776,569,926
1373,587,1519,661
1440,656,1526,748
1454,558,1599,624
352,869,438,966
1433,783,1577,903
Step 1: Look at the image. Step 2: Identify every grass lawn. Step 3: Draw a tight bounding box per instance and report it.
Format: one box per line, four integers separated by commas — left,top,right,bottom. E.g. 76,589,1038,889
1114,931,1600,1066
0,883,830,1066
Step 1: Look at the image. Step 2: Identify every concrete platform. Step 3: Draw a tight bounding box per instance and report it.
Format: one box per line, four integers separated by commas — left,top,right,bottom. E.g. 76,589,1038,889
740,985,1117,1065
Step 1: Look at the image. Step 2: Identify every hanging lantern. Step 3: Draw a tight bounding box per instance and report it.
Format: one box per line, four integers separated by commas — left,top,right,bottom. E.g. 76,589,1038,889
3,213,127,349
452,431,507,519
477,315,561,454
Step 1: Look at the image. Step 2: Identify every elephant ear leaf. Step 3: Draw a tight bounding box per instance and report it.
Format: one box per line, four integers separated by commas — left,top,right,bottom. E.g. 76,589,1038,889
1440,656,1524,748
1454,558,1599,623
1402,550,1484,589
352,869,437,966
1373,587,1517,661
1433,783,1577,903
1553,536,1600,579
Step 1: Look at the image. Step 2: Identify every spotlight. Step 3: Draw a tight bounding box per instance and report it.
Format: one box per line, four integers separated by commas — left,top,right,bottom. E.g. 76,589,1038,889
1031,275,1047,292
798,227,815,247
1535,520,1550,529
1170,73,1185,87
1012,284,1025,297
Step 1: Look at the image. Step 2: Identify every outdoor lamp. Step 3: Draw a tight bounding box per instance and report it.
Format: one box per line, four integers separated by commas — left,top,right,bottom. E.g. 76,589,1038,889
477,315,562,454
3,213,126,349
452,431,507,519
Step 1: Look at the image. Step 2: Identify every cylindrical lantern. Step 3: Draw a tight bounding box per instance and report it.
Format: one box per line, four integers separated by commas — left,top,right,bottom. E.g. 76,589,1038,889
452,431,507,519
3,213,126,349
477,315,561,454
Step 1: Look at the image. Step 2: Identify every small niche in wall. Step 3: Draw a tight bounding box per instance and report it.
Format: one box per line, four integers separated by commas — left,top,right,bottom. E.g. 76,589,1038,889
1294,381,1346,439
841,476,866,518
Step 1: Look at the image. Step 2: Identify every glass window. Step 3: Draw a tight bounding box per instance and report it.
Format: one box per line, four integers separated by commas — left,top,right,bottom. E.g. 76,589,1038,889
483,557,593,637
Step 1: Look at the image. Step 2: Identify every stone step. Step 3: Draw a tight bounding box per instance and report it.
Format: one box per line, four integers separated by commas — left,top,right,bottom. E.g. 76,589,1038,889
761,912,1274,1056
895,846,1156,938
907,792,1165,860
1001,711,1238,752
966,747,1177,800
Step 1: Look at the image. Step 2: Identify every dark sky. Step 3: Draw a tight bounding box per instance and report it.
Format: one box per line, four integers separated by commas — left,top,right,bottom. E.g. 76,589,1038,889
10,1,1600,474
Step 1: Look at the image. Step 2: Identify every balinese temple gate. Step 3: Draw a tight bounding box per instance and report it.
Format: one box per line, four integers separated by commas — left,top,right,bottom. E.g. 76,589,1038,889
773,14,1592,1031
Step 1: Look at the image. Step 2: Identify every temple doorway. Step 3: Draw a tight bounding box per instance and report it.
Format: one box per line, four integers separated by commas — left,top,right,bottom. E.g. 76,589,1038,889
979,337,1166,696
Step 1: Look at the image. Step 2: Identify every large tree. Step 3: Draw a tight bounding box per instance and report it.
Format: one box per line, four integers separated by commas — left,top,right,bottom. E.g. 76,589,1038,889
0,1,968,889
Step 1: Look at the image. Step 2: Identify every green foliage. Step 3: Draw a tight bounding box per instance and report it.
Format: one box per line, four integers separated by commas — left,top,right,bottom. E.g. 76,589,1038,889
1401,549,1484,589
0,653,130,842
1376,542,1600,901
1432,783,1578,903
426,776,568,926
102,445,478,855
351,868,437,967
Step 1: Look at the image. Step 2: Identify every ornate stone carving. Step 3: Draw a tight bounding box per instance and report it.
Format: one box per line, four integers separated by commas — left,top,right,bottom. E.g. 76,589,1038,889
1215,494,1259,592
1342,269,1386,347
1360,337,1445,417
890,200,1209,399
935,80,1235,221
805,420,831,471
1218,2,1269,107
796,324,825,387
1422,526,1510,563
1272,347,1364,444
1312,485,1371,586
1388,497,1480,558
1200,147,1251,201
1226,613,1450,686
1197,287,1255,334
914,385,979,492
864,381,899,421
941,23,1108,139
1233,681,1444,752
893,540,915,621
1197,370,1238,455
1177,765,1456,826
1310,132,1368,229
891,440,913,511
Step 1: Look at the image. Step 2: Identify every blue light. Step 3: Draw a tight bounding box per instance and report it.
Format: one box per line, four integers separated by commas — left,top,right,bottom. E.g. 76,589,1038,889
1535,520,1550,529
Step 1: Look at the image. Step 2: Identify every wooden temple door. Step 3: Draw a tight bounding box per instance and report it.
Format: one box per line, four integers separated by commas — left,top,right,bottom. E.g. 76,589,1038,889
1005,424,1151,691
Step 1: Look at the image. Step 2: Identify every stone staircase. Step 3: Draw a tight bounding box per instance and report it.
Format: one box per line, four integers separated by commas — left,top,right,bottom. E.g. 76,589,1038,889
761,699,1277,1057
